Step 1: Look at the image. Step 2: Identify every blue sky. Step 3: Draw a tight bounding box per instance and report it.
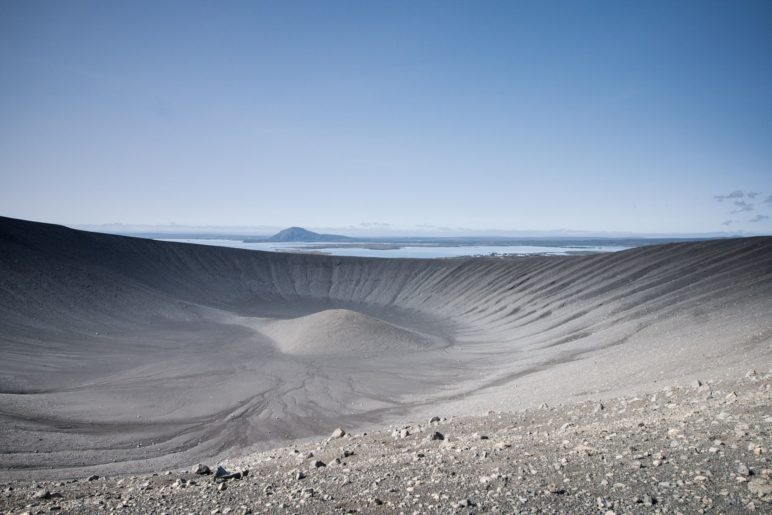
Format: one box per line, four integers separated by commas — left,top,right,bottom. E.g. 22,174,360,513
1,0,771,235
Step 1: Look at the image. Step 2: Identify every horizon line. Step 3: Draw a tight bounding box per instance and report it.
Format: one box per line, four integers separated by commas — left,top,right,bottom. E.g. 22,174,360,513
67,221,766,239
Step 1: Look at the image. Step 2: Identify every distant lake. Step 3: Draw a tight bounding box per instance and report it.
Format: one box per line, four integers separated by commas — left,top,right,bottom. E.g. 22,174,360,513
157,238,636,258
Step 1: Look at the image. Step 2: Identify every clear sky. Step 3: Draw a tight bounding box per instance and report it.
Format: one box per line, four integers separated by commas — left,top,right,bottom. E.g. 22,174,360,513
1,0,771,235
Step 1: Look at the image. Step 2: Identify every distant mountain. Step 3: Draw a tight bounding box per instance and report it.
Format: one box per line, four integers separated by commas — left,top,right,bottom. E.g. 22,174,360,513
265,227,353,242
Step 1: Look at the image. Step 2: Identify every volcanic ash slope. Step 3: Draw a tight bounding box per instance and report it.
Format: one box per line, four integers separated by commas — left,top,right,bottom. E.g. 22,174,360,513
0,215,771,478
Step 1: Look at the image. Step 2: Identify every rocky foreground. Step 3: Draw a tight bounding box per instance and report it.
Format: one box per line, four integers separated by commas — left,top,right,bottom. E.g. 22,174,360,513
2,371,771,515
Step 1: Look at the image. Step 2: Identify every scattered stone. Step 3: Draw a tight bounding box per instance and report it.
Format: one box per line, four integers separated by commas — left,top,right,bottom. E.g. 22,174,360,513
193,464,212,475
330,427,346,439
313,460,326,468
87,474,99,481
214,466,243,480
429,416,441,425
546,482,565,494
427,431,444,441
738,463,751,477
218,482,227,492
393,428,410,439
748,478,772,499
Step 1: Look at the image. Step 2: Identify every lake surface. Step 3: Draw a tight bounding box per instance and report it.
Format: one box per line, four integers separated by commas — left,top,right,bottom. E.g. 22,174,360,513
157,238,634,258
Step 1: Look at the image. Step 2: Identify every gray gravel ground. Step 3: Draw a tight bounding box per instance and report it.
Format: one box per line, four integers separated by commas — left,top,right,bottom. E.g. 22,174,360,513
3,370,770,514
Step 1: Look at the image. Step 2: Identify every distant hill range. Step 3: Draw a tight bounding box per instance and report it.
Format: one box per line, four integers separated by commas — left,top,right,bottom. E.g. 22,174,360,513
247,227,353,243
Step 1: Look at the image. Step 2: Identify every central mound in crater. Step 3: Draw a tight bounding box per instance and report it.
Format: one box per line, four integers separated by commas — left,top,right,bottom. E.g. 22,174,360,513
260,309,439,356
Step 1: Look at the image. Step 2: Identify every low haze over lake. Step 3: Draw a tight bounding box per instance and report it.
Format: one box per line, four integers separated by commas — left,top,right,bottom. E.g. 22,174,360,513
159,237,638,258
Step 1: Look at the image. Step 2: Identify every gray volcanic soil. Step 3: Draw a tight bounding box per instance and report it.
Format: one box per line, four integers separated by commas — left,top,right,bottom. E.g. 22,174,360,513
2,372,771,514
0,216,771,482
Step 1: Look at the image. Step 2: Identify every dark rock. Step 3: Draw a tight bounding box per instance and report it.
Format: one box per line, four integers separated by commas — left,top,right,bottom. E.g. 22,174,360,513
192,464,211,475
214,466,243,480
427,431,444,441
